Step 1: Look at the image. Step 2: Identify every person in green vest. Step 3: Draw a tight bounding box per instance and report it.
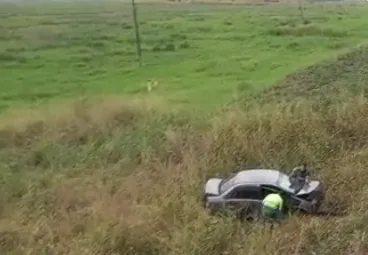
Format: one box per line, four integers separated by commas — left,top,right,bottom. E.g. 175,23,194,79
261,192,285,229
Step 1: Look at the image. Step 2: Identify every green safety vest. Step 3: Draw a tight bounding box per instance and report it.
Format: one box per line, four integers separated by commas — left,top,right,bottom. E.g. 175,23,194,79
262,193,283,210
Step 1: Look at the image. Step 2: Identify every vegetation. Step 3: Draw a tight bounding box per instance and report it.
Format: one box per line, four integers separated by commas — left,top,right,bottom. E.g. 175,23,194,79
1,1,368,111
1,1,368,254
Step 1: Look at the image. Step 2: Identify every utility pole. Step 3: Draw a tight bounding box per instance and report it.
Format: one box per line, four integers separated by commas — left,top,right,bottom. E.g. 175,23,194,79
297,0,305,22
131,0,142,67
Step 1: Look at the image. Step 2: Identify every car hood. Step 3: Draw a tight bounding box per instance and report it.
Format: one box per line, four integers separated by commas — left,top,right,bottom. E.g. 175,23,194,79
296,180,321,195
204,178,223,195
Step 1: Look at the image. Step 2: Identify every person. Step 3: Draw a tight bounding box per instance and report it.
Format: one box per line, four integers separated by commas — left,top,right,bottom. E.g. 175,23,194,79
289,164,311,191
261,192,284,230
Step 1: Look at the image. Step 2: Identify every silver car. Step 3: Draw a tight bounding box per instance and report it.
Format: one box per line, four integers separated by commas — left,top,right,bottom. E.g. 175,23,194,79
203,169,325,220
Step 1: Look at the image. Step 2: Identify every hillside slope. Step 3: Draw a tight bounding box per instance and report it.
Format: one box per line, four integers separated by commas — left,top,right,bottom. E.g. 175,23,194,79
1,73,368,254
243,44,368,105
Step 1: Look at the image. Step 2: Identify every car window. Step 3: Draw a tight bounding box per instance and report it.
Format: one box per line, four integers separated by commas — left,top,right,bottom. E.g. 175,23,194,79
277,173,298,193
219,175,236,194
227,186,261,199
261,186,281,198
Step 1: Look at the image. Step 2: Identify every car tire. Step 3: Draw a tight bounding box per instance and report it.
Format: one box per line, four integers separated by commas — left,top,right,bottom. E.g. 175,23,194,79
237,207,256,222
202,195,208,208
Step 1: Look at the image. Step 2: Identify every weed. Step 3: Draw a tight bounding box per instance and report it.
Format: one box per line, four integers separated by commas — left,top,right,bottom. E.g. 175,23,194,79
268,25,348,37
1,94,368,254
179,41,190,49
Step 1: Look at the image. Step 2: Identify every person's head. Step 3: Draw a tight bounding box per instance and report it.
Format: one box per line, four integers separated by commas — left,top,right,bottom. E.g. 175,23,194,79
301,163,309,174
294,163,306,172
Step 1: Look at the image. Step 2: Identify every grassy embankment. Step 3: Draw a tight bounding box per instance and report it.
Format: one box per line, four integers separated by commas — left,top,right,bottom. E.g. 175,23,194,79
1,1,368,254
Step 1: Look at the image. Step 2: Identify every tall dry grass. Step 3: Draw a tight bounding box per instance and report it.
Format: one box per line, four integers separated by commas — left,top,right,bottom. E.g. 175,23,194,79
1,95,368,254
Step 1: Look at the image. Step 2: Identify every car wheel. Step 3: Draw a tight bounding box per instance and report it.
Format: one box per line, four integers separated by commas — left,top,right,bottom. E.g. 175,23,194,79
237,207,256,222
205,200,210,209
203,196,216,215
235,208,246,222
202,195,208,208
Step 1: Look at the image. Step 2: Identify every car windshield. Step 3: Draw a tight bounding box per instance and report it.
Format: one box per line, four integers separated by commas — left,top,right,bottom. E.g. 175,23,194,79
219,175,236,194
277,172,298,193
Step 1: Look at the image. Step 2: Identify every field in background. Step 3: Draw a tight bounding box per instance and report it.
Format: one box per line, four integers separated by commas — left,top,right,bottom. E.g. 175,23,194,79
1,1,368,111
2,1,368,255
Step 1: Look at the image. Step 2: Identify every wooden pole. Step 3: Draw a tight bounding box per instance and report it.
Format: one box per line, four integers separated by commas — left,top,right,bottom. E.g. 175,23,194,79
131,0,142,66
298,0,305,22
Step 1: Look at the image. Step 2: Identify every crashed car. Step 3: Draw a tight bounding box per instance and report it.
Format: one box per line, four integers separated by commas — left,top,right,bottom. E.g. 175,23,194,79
203,169,325,220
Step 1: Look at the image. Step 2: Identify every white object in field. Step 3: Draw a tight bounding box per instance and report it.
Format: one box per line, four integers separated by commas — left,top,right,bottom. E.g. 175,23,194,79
147,79,158,92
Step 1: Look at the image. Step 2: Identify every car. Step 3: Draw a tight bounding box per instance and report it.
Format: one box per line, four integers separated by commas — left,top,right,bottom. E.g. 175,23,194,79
203,169,325,220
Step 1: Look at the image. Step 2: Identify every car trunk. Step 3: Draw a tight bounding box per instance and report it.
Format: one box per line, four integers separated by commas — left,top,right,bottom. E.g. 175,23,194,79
204,178,223,195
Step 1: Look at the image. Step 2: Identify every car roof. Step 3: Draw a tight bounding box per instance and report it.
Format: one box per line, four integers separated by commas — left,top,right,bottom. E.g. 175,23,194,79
232,169,282,186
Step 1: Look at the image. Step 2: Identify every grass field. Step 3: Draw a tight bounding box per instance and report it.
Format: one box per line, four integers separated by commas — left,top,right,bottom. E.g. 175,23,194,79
1,1,368,111
2,1,368,254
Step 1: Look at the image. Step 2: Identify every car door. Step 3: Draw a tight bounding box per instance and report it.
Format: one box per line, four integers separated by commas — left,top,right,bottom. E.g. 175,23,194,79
260,185,301,214
224,185,262,217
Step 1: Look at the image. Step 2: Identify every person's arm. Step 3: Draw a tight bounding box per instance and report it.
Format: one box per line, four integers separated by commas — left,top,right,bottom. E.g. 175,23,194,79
305,170,311,183
290,168,297,177
306,175,310,183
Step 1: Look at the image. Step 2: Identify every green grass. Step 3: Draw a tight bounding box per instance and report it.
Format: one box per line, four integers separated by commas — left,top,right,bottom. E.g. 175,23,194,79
1,1,368,111
3,1,368,254
237,43,368,107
